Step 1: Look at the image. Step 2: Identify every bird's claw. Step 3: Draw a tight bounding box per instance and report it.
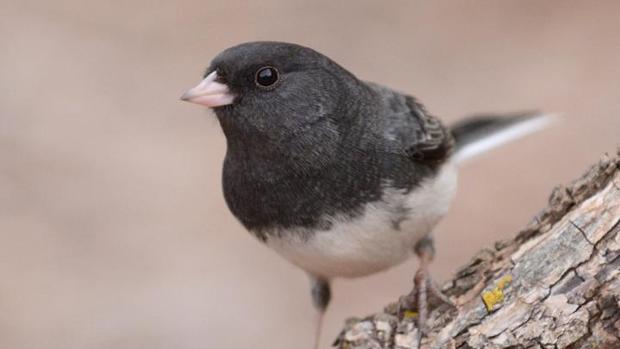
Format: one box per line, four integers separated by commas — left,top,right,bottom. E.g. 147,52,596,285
397,266,455,337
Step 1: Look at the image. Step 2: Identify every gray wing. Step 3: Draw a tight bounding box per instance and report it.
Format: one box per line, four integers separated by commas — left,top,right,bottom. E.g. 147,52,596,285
367,82,454,166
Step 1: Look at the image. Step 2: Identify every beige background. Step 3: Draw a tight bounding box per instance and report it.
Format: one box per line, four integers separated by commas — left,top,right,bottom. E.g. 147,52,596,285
1,1,619,348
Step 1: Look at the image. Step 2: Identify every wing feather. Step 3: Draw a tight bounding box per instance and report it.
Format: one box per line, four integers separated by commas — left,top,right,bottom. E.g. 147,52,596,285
403,96,454,164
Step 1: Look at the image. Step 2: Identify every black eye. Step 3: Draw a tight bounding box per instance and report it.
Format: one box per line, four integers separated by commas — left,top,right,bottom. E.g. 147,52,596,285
255,66,279,88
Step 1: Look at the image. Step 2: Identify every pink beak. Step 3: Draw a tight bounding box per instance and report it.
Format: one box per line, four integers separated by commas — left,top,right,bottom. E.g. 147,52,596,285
180,71,234,108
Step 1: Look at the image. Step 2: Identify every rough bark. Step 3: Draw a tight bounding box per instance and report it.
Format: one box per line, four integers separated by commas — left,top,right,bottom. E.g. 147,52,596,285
336,149,620,349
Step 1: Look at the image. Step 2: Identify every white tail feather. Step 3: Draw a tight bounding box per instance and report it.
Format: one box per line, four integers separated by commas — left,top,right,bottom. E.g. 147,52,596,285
454,113,558,164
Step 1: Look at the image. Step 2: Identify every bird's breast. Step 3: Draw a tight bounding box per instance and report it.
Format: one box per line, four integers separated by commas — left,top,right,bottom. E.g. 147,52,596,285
221,148,388,235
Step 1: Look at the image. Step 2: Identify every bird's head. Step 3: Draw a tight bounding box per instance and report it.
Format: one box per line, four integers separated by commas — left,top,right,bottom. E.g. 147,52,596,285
181,42,364,151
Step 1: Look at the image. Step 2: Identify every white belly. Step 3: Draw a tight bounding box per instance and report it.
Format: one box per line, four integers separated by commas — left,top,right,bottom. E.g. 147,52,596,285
264,163,458,279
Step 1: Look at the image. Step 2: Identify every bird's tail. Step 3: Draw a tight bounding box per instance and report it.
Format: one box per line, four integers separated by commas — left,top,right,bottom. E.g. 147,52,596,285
451,111,557,164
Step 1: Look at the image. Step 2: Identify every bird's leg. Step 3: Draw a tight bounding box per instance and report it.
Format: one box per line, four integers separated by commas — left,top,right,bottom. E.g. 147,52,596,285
414,237,433,333
310,276,331,349
398,235,453,334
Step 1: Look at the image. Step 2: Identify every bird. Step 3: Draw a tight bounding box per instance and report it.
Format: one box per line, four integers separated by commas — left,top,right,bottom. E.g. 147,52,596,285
180,41,553,348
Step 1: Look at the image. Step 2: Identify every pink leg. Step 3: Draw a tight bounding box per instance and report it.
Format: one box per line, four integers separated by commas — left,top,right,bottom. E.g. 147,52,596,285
398,236,454,335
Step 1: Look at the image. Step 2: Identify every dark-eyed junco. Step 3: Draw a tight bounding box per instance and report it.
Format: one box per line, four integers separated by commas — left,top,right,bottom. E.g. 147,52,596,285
181,41,552,348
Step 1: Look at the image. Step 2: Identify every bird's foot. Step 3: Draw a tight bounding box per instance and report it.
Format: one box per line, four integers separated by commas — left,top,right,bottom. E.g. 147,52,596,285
397,266,455,335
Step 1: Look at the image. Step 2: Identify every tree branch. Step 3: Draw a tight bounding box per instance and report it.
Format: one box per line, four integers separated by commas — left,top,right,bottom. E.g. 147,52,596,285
336,149,620,349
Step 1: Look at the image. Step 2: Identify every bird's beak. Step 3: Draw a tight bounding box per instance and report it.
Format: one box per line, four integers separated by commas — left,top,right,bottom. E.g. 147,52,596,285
180,71,234,107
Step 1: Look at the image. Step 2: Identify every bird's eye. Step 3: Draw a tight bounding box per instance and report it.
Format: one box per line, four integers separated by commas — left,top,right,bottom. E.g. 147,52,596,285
255,66,279,88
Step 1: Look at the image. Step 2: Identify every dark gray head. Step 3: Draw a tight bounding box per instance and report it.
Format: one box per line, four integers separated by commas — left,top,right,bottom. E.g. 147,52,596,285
182,42,368,166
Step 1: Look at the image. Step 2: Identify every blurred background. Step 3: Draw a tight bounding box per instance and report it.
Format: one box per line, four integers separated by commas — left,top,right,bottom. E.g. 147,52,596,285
1,1,619,348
